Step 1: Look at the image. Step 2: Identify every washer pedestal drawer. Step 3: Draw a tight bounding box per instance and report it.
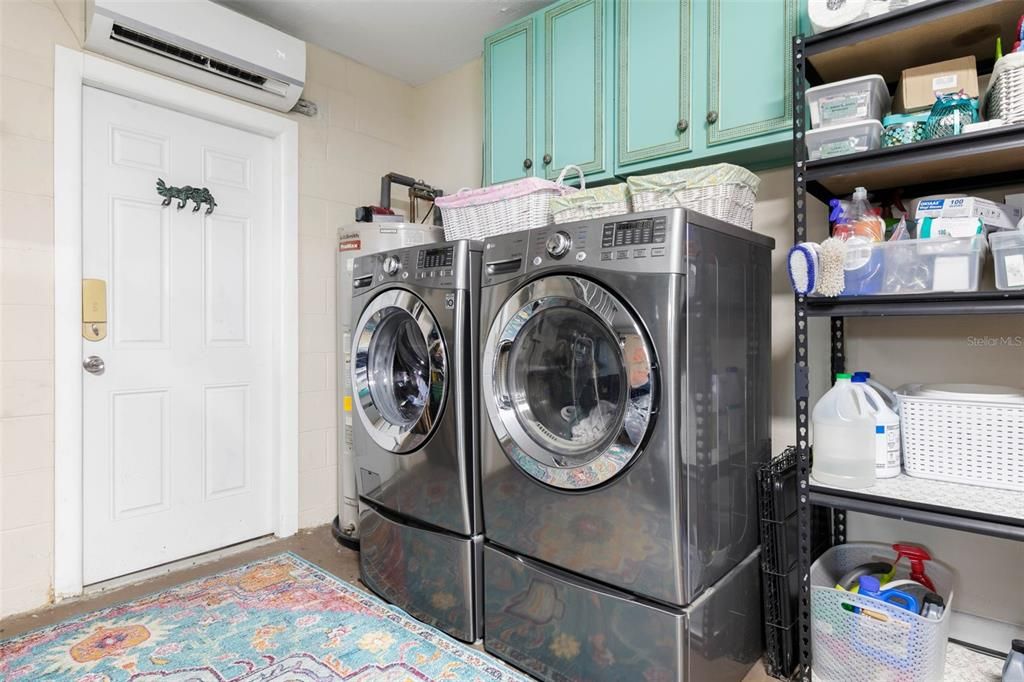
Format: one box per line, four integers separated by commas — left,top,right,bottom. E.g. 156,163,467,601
483,543,762,682
359,507,482,642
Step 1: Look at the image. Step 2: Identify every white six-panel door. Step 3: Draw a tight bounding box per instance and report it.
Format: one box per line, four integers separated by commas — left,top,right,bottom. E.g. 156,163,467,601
81,86,274,584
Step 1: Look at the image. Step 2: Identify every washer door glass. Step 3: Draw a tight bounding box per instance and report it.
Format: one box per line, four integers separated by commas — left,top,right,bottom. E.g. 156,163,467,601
353,289,446,453
484,275,655,489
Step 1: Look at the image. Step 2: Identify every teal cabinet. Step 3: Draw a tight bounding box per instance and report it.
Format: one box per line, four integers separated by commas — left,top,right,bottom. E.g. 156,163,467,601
484,0,799,184
540,0,613,182
615,0,692,170
702,0,798,152
484,18,536,184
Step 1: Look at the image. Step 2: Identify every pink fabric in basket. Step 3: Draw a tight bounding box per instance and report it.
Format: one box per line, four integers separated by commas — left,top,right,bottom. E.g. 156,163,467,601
434,178,577,209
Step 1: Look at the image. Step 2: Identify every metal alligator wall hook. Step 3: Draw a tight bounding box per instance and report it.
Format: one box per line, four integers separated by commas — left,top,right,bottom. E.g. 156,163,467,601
156,178,217,215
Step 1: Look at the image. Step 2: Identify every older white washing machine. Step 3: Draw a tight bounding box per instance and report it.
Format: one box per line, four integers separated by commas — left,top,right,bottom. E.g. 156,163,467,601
479,209,774,681
350,240,482,642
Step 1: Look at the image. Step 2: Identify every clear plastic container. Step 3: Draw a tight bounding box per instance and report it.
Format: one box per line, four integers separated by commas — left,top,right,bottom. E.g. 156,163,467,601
879,235,987,295
806,120,883,160
990,230,1024,290
806,75,891,129
811,374,876,489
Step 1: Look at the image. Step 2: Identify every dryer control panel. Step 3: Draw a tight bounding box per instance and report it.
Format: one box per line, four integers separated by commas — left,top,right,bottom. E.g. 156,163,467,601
352,241,479,292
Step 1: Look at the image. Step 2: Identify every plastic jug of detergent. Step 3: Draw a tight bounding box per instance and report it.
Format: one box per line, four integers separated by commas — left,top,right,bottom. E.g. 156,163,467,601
852,371,900,413
852,374,902,478
812,373,876,489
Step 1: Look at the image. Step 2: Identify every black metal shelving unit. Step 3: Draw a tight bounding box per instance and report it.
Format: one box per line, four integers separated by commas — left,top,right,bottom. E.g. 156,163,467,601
790,1,1024,679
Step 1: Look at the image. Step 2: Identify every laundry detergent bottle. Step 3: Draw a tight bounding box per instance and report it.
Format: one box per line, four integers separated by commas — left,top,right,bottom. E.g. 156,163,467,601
852,374,901,478
811,373,876,489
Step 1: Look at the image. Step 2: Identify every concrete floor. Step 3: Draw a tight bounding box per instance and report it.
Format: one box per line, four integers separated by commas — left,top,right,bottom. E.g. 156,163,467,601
0,524,773,681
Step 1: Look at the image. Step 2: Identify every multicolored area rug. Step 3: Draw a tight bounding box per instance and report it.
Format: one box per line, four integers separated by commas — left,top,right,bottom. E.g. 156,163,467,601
0,552,530,681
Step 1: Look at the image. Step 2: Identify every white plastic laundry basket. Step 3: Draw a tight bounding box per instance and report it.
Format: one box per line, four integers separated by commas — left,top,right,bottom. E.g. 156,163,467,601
897,384,1024,491
811,543,954,682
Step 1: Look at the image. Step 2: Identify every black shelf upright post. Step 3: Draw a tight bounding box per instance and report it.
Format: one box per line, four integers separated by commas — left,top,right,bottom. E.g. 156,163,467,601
791,33,813,682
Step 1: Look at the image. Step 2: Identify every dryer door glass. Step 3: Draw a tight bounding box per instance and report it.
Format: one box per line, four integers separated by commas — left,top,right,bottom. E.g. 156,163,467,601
483,275,655,490
353,289,446,453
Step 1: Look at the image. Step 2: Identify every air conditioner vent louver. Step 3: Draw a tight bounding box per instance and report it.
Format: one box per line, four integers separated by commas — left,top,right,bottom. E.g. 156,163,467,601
111,23,274,91
86,0,305,112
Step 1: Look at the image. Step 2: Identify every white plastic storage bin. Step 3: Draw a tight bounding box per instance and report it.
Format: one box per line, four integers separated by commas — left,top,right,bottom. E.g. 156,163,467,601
807,74,891,128
811,543,955,682
990,230,1024,290
896,384,1024,491
806,120,883,160
879,236,987,295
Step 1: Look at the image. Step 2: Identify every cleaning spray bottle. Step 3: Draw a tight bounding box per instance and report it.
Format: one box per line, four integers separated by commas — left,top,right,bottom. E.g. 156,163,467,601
842,187,886,295
852,374,901,478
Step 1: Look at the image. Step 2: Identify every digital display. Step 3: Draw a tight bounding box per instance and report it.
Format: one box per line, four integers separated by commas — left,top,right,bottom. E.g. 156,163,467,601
602,217,667,248
418,247,454,268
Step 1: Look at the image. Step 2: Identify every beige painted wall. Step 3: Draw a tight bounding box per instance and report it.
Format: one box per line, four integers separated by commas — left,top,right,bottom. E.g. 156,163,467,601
0,0,424,617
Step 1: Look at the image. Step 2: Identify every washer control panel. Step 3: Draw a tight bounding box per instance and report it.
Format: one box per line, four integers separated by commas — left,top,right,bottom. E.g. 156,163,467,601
545,231,572,258
529,214,674,270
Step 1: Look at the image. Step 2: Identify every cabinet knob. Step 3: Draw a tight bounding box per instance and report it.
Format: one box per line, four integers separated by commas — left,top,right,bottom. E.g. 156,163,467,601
543,153,552,165
677,118,688,133
523,158,533,169
706,110,719,124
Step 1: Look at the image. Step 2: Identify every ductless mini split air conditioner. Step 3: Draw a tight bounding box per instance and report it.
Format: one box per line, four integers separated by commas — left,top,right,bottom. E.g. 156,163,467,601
85,0,306,112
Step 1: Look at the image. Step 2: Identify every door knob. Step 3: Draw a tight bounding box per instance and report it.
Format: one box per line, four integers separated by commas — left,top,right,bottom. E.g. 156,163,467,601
523,158,533,169
677,118,688,133
83,355,105,375
543,153,552,165
706,110,719,124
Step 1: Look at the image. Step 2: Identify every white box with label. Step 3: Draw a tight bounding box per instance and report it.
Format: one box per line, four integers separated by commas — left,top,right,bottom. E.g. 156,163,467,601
914,196,1022,231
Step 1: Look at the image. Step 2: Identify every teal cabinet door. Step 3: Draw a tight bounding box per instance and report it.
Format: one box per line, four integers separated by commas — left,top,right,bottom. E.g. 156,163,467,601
541,0,612,181
484,18,536,185
615,0,693,173
703,0,797,149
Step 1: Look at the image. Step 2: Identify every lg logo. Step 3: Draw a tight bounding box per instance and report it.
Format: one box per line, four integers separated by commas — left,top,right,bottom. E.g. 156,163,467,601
276,49,286,60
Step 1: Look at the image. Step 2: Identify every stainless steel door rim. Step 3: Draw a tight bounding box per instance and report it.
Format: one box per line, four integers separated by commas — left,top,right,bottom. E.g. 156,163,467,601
482,275,655,489
352,288,447,453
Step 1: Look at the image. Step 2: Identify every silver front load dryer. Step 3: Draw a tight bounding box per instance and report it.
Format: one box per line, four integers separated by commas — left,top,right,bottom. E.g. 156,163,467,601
350,240,482,642
478,209,774,681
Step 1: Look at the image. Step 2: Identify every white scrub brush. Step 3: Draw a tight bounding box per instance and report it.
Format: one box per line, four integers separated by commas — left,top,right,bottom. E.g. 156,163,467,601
816,237,847,297
787,242,820,295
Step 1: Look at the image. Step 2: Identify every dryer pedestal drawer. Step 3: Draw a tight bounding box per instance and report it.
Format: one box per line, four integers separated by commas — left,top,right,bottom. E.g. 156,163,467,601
359,507,482,642
483,543,762,682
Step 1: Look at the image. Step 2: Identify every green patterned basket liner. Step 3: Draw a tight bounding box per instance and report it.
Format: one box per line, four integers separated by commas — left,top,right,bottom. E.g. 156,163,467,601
550,183,630,220
627,163,761,196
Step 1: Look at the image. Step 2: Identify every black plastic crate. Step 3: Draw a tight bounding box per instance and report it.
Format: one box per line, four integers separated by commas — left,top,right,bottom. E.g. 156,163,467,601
763,618,799,679
760,514,799,574
762,565,799,629
757,447,799,521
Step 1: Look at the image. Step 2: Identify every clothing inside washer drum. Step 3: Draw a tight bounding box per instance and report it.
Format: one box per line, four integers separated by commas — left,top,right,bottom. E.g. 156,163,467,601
370,313,431,426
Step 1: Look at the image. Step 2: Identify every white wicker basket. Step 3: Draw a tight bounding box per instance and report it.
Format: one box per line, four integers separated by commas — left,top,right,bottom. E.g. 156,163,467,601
435,166,580,241
550,168,630,224
897,384,1024,491
626,163,761,229
983,52,1024,125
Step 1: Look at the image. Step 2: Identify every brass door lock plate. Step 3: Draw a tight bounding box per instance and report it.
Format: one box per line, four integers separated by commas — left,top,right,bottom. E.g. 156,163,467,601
82,278,107,341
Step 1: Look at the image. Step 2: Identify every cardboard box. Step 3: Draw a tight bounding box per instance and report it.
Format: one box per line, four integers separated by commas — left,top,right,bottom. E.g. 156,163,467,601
914,196,1022,231
894,56,979,114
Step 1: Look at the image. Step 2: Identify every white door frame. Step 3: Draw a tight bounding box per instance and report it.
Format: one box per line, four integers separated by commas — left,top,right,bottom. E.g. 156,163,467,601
53,46,299,598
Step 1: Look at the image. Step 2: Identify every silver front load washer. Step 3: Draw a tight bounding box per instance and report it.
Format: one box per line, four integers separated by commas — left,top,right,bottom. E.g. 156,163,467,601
350,240,482,642
479,209,774,681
